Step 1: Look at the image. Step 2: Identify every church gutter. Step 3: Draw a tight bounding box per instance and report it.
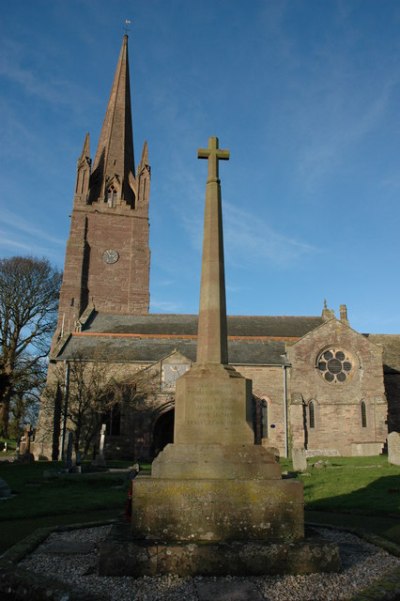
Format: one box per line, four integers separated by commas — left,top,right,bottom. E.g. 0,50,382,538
70,332,301,342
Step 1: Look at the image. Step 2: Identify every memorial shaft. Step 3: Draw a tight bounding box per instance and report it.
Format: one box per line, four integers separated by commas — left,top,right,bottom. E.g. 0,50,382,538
197,137,230,364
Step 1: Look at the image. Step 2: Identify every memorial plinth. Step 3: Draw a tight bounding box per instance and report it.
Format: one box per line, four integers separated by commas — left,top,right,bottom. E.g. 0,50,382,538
99,137,340,576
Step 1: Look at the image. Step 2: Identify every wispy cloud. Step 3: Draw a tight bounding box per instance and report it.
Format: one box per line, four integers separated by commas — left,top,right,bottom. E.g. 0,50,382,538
157,153,317,270
0,209,65,246
0,229,65,264
0,234,35,252
0,38,95,113
223,202,317,268
150,299,183,313
296,79,395,191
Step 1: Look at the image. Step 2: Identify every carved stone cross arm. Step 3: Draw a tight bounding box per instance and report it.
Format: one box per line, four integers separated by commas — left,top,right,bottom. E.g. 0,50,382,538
198,136,230,181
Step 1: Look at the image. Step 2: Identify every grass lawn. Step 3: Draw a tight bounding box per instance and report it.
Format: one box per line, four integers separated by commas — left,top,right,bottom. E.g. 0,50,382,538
0,459,133,554
295,455,400,546
0,455,399,554
298,455,400,514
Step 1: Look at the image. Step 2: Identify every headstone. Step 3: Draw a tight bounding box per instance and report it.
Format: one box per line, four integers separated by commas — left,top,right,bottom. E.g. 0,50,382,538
388,431,400,466
93,424,106,467
292,447,307,472
17,425,35,463
66,432,74,471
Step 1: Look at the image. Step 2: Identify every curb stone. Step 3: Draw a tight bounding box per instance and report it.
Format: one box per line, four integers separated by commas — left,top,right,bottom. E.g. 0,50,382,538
307,521,400,600
2,519,400,600
0,520,116,601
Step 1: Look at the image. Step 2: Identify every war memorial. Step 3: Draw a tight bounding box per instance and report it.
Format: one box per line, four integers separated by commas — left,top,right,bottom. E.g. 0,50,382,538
98,136,340,577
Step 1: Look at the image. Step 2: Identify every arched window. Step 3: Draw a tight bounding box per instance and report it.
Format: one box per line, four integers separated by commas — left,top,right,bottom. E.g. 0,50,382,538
309,401,315,429
261,399,268,438
102,403,121,436
361,401,367,428
106,186,117,207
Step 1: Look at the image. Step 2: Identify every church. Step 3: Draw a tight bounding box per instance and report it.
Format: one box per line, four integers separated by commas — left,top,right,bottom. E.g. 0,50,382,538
34,35,400,462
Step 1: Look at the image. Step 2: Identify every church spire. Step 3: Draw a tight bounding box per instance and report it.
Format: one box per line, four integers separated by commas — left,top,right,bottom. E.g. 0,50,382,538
88,34,136,208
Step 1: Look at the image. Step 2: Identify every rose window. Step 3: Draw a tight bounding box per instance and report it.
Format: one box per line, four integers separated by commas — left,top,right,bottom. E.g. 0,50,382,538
317,349,353,383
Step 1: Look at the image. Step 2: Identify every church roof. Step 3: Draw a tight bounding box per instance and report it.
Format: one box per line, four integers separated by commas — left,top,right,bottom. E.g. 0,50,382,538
57,335,287,365
55,312,324,365
367,334,400,373
83,312,324,338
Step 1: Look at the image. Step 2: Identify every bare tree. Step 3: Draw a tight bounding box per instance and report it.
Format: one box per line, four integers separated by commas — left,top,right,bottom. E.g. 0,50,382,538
43,356,160,459
8,356,47,437
0,256,62,436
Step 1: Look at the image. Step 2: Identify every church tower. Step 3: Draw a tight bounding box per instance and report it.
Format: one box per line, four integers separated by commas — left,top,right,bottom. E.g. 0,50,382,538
55,35,150,340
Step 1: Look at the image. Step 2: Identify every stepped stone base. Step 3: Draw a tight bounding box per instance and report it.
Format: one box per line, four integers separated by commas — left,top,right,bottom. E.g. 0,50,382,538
152,443,282,479
131,475,304,542
99,524,341,577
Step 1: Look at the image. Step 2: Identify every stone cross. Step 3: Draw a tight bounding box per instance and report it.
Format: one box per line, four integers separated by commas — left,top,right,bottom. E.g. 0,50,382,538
198,136,230,182
196,136,230,365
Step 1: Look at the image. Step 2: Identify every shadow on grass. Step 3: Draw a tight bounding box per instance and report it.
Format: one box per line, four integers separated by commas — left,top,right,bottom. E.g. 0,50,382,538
0,461,131,553
305,474,400,545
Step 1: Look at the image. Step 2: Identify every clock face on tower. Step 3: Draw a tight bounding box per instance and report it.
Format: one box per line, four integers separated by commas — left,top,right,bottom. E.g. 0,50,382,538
102,249,119,264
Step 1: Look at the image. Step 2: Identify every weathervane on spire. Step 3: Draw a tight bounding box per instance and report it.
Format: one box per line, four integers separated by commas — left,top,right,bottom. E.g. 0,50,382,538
124,19,132,35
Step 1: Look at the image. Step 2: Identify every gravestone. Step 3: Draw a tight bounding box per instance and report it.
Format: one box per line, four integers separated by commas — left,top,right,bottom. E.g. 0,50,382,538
93,424,107,467
388,431,400,466
17,425,34,463
99,137,340,577
292,448,307,472
65,432,74,471
97,424,107,466
18,425,32,455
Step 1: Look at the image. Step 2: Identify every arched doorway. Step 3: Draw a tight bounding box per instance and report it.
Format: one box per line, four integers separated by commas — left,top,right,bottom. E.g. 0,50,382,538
152,408,174,458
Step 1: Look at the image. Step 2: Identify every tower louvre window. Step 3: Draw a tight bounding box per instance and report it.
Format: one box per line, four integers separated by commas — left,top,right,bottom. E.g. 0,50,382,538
102,403,121,436
107,186,117,207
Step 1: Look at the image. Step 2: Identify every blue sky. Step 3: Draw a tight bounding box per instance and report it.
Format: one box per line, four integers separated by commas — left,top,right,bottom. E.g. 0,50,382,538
1,0,400,333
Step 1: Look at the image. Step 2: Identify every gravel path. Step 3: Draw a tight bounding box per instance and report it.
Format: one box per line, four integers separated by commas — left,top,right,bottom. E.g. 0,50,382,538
19,525,400,601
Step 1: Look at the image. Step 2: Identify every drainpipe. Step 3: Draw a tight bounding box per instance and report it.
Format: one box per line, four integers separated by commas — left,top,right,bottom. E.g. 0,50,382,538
60,361,70,461
281,359,291,459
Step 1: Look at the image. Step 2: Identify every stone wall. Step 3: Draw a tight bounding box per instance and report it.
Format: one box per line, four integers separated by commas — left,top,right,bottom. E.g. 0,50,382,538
35,319,391,462
287,319,387,456
383,372,400,433
56,204,150,340
234,365,286,455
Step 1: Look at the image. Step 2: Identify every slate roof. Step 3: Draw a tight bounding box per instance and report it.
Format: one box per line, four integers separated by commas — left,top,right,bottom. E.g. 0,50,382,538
84,312,324,338
57,336,287,366
55,311,325,365
367,335,400,373
56,311,400,372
